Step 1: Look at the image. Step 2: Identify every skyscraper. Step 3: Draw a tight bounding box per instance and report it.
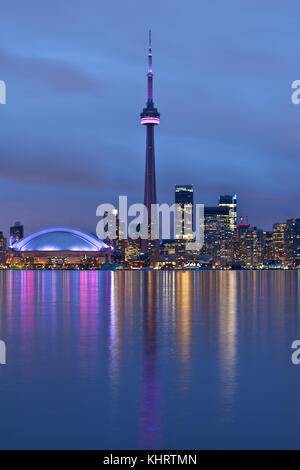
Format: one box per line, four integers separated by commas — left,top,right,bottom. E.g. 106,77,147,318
203,207,232,265
263,230,275,264
233,221,250,264
140,31,160,264
244,226,264,267
0,232,6,263
285,218,300,267
10,221,24,247
175,185,194,240
272,222,286,263
219,194,237,231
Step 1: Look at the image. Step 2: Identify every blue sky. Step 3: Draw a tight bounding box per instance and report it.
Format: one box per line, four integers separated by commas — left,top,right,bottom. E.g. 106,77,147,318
0,0,300,236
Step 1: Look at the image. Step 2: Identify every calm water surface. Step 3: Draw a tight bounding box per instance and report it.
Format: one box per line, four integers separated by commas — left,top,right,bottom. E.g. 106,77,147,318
0,270,300,449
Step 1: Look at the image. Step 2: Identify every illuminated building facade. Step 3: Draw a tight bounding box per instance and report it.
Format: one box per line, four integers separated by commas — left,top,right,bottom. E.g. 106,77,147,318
272,222,286,263
219,194,237,231
233,223,264,267
173,185,194,267
0,232,6,263
263,230,275,265
203,206,233,265
159,239,177,268
7,226,111,268
10,221,24,247
285,218,300,266
233,222,250,264
160,239,176,257
125,239,142,262
103,209,126,263
175,185,194,240
244,226,264,267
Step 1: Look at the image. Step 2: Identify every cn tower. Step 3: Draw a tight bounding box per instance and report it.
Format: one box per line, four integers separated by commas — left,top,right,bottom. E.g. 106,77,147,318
141,30,160,220
140,31,160,263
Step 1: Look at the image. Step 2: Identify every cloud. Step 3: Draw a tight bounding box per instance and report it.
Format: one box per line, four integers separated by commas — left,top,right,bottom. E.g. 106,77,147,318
0,0,300,233
0,48,99,93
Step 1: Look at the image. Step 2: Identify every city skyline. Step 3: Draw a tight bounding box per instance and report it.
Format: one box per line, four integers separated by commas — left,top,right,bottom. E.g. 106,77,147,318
2,2,300,456
1,1,300,237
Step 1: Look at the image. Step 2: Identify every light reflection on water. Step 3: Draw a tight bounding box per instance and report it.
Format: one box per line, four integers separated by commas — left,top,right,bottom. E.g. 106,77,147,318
0,270,300,449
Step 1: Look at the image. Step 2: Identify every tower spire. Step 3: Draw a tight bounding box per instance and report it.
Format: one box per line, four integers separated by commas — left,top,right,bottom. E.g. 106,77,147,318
147,29,153,103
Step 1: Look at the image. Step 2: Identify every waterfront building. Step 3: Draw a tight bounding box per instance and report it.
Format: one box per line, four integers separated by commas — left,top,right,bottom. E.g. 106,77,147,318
7,226,111,268
244,226,264,267
203,206,233,265
285,218,300,267
263,230,276,265
160,239,176,257
233,222,250,265
272,222,287,263
159,239,177,269
160,238,185,268
125,238,142,262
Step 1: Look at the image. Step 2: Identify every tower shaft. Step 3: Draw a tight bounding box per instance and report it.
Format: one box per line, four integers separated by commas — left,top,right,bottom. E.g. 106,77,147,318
144,124,157,212
140,31,160,220
140,31,160,263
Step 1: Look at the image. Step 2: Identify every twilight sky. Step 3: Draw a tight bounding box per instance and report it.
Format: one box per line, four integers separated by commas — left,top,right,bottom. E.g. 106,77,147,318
0,0,300,237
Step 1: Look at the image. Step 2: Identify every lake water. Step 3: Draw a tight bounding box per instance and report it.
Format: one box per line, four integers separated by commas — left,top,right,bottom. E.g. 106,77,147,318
0,270,300,449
